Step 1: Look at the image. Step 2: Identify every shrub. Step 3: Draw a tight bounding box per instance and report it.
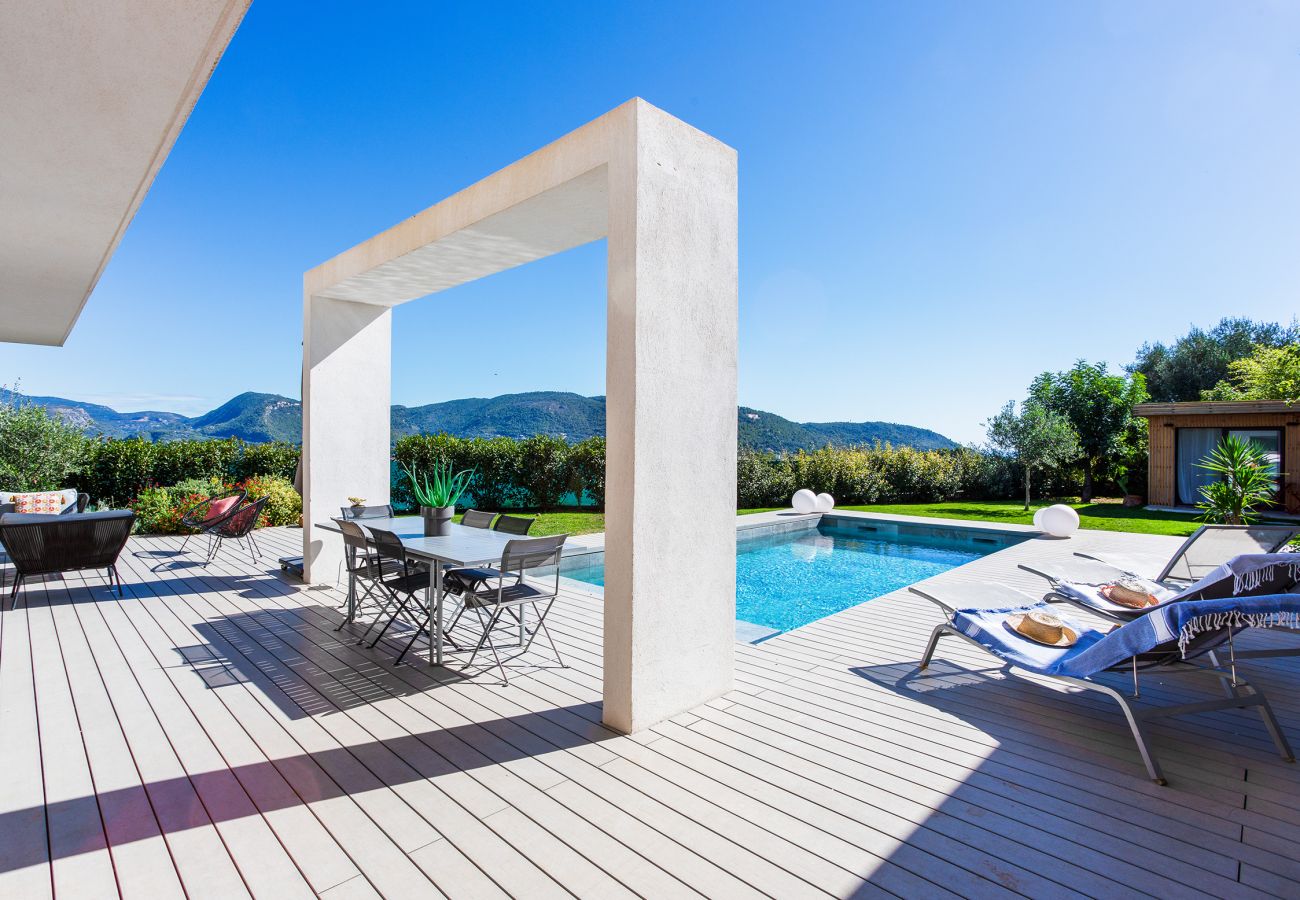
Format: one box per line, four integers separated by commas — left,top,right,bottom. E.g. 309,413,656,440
76,437,301,507
129,485,189,534
238,475,302,527
567,437,606,507
517,434,570,509
0,391,90,491
868,444,963,502
465,437,525,509
172,475,228,498
737,448,795,508
235,441,300,482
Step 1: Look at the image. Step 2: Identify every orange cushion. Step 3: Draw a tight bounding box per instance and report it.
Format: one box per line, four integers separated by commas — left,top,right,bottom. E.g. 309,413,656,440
13,491,68,515
203,496,240,523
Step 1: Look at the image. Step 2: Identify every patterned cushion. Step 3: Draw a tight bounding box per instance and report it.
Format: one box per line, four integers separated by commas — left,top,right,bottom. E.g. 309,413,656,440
204,496,240,523
12,491,69,515
1,488,77,515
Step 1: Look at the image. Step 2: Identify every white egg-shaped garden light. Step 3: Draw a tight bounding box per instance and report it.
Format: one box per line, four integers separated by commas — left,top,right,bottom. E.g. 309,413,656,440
1038,504,1080,538
792,489,818,514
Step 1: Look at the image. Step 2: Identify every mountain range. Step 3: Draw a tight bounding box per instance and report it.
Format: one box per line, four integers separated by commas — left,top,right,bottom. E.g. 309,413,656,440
6,390,959,452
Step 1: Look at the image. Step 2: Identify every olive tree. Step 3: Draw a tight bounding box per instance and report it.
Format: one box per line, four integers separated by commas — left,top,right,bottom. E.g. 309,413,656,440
984,400,1080,510
0,390,89,491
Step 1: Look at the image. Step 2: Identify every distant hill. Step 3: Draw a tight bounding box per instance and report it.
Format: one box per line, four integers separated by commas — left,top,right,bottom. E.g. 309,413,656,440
393,392,607,440
736,407,957,452
8,389,959,451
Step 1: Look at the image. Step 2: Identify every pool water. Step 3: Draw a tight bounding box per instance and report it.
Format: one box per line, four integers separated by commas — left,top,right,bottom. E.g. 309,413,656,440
561,520,1015,634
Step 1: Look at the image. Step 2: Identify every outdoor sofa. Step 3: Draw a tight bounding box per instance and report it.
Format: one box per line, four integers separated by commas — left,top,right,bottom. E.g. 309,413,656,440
0,509,135,602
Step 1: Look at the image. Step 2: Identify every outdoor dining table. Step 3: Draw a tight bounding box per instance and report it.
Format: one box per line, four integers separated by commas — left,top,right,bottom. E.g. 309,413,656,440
316,515,518,666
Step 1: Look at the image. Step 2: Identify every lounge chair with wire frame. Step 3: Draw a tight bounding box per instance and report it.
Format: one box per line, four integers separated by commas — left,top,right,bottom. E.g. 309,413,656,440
203,497,268,565
0,510,135,602
492,514,535,535
447,534,569,685
177,489,245,555
908,582,1298,784
461,509,496,529
1073,524,1298,587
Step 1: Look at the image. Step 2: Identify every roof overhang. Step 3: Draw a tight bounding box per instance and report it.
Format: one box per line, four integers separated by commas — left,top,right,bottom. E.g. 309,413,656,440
1134,400,1299,417
0,0,249,346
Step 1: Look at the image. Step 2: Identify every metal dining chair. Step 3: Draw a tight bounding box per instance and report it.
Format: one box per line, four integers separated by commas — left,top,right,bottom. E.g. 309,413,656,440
461,509,496,529
356,526,452,652
440,511,537,635
492,514,535,535
340,504,394,520
333,518,402,631
449,534,569,685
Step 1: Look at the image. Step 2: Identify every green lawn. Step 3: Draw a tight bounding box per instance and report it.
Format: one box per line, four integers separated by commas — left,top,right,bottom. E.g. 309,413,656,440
828,499,1206,536
460,500,1218,538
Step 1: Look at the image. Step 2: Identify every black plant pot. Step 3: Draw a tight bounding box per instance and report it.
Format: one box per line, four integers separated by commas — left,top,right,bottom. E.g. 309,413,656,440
421,505,454,536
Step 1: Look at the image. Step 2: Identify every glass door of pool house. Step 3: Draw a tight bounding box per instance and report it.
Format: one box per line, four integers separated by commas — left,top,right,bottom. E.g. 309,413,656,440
1176,427,1283,506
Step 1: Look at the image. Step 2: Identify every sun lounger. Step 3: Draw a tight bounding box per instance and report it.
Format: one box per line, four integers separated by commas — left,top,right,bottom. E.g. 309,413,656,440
1020,552,1300,622
908,582,1298,784
1074,523,1297,586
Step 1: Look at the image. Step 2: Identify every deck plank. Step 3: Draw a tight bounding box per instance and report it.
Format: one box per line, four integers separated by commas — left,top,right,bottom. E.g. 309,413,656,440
0,581,54,900
23,578,121,900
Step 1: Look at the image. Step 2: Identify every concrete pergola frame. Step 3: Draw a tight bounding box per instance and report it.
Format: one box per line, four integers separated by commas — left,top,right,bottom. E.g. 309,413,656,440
301,99,738,732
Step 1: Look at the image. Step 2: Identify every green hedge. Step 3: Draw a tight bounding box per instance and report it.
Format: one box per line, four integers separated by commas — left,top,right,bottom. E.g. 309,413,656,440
393,434,607,511
736,445,1029,508
71,432,1073,519
75,437,299,507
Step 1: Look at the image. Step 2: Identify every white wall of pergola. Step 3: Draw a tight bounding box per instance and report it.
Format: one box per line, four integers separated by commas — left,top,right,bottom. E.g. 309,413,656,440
301,99,738,733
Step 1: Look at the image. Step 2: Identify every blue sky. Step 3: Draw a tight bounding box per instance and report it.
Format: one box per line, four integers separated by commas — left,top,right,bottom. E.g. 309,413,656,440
5,1,1298,443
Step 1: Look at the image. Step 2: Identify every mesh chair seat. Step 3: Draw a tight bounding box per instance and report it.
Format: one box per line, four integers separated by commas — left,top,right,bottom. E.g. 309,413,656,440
382,570,432,595
462,581,548,608
444,566,502,594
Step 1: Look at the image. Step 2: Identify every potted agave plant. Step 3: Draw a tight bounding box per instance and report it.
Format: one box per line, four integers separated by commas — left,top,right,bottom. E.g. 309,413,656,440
403,460,474,536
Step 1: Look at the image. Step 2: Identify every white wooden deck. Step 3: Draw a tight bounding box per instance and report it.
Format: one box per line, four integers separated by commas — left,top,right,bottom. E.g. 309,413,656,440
2,520,1299,899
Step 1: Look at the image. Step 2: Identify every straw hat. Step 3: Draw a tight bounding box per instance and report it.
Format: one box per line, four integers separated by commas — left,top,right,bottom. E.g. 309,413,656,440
1100,582,1159,609
1005,610,1078,647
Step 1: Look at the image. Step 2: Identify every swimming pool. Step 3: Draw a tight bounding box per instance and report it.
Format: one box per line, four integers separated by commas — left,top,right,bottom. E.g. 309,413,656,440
560,516,1028,637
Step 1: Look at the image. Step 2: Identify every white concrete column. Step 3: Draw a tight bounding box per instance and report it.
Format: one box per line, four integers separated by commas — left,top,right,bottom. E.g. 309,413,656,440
602,101,739,733
301,294,392,583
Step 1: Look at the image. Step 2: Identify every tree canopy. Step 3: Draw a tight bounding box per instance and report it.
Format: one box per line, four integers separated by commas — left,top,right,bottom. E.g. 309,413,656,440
1129,317,1300,402
1030,361,1147,501
984,400,1080,510
1201,343,1300,403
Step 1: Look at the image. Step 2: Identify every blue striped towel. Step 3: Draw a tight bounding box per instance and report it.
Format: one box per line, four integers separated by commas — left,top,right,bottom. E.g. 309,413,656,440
951,594,1300,678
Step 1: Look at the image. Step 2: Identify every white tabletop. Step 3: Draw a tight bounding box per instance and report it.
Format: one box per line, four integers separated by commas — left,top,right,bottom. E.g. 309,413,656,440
316,515,516,566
